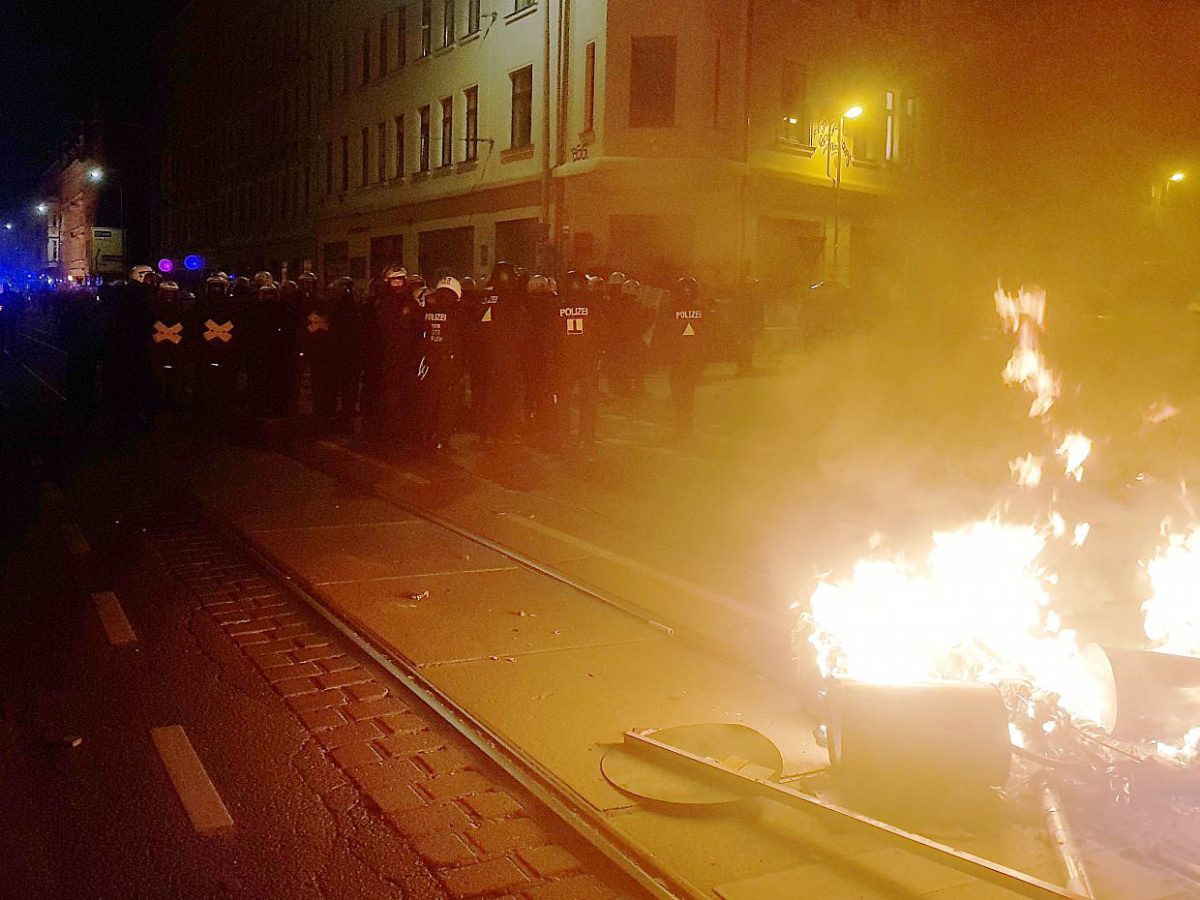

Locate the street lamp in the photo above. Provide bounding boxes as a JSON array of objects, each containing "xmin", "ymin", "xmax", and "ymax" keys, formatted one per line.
[
  {"xmin": 35, "ymin": 202, "xmax": 48, "ymax": 215},
  {"xmin": 88, "ymin": 167, "xmax": 104, "ymax": 183},
  {"xmin": 1170, "ymin": 172, "xmax": 1186, "ymax": 183},
  {"xmin": 4, "ymin": 222, "xmax": 13, "ymax": 231},
  {"xmin": 817, "ymin": 104, "xmax": 864, "ymax": 281}
]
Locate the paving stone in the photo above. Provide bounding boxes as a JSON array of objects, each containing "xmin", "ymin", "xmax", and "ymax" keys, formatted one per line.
[
  {"xmin": 246, "ymin": 638, "xmax": 300, "ymax": 657},
  {"xmin": 232, "ymin": 631, "xmax": 271, "ymax": 647},
  {"xmin": 295, "ymin": 633, "xmax": 333, "ymax": 648},
  {"xmin": 347, "ymin": 758, "xmax": 424, "ymax": 792},
  {"xmin": 387, "ymin": 802, "xmax": 473, "ymax": 838},
  {"xmin": 518, "ymin": 845, "xmax": 581, "ymax": 879},
  {"xmin": 317, "ymin": 719, "xmax": 384, "ymax": 750},
  {"xmin": 288, "ymin": 689, "xmax": 349, "ymax": 713},
  {"xmin": 265, "ymin": 662, "xmax": 323, "ymax": 683},
  {"xmin": 272, "ymin": 623, "xmax": 317, "ymax": 640},
  {"xmin": 345, "ymin": 696, "xmax": 407, "ymax": 722},
  {"xmin": 318, "ymin": 668, "xmax": 372, "ymax": 690},
  {"xmin": 345, "ymin": 681, "xmax": 389, "ymax": 702},
  {"xmin": 412, "ymin": 833, "xmax": 477, "ymax": 867},
  {"xmin": 253, "ymin": 650, "xmax": 299, "ymax": 670},
  {"xmin": 418, "ymin": 749, "xmax": 473, "ymax": 777},
  {"xmin": 292, "ymin": 645, "xmax": 347, "ymax": 663},
  {"xmin": 523, "ymin": 874, "xmax": 614, "ymax": 900},
  {"xmin": 425, "ymin": 770, "xmax": 492, "ymax": 801},
  {"xmin": 330, "ymin": 741, "xmax": 382, "ymax": 770},
  {"xmin": 378, "ymin": 712, "xmax": 427, "ymax": 734},
  {"xmin": 469, "ymin": 817, "xmax": 547, "ymax": 855},
  {"xmin": 463, "ymin": 791, "xmax": 523, "ymax": 820},
  {"xmin": 318, "ymin": 654, "xmax": 360, "ymax": 673},
  {"xmin": 377, "ymin": 729, "xmax": 446, "ymax": 759},
  {"xmin": 364, "ymin": 780, "xmax": 427, "ymax": 813},
  {"xmin": 273, "ymin": 675, "xmax": 320, "ymax": 697},
  {"xmin": 442, "ymin": 858, "xmax": 529, "ymax": 898},
  {"xmin": 298, "ymin": 706, "xmax": 348, "ymax": 732}
]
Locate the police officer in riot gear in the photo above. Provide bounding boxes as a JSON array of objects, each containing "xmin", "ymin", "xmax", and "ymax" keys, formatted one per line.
[
  {"xmin": 417, "ymin": 276, "xmax": 465, "ymax": 451},
  {"xmin": 299, "ymin": 278, "xmax": 339, "ymax": 429},
  {"xmin": 372, "ymin": 264, "xmax": 420, "ymax": 446},
  {"xmin": 472, "ymin": 261, "xmax": 524, "ymax": 445},
  {"xmin": 192, "ymin": 272, "xmax": 241, "ymax": 426},
  {"xmin": 246, "ymin": 279, "xmax": 296, "ymax": 420},
  {"xmin": 148, "ymin": 279, "xmax": 191, "ymax": 414},
  {"xmin": 522, "ymin": 274, "xmax": 557, "ymax": 439},
  {"xmin": 328, "ymin": 276, "xmax": 361, "ymax": 431},
  {"xmin": 549, "ymin": 270, "xmax": 603, "ymax": 451},
  {"xmin": 662, "ymin": 276, "xmax": 711, "ymax": 440}
]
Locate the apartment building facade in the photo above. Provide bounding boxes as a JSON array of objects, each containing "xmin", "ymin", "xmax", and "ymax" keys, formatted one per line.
[{"xmin": 158, "ymin": 0, "xmax": 320, "ymax": 280}]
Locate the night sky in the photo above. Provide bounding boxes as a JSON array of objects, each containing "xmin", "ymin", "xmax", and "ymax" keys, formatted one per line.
[{"xmin": 0, "ymin": 0, "xmax": 189, "ymax": 214}]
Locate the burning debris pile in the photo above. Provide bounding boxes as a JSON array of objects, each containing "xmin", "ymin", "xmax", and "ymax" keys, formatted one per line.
[{"xmin": 799, "ymin": 283, "xmax": 1200, "ymax": 892}]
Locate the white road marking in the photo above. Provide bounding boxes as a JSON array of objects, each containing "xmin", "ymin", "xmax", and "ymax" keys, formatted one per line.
[
  {"xmin": 91, "ymin": 591, "xmax": 138, "ymax": 645},
  {"xmin": 15, "ymin": 358, "xmax": 66, "ymax": 401},
  {"xmin": 17, "ymin": 330, "xmax": 67, "ymax": 356},
  {"xmin": 150, "ymin": 726, "xmax": 234, "ymax": 833},
  {"xmin": 61, "ymin": 523, "xmax": 90, "ymax": 556},
  {"xmin": 499, "ymin": 514, "xmax": 783, "ymax": 626}
]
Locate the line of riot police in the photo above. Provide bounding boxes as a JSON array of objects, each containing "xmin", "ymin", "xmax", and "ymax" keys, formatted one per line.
[{"xmin": 52, "ymin": 259, "xmax": 730, "ymax": 446}]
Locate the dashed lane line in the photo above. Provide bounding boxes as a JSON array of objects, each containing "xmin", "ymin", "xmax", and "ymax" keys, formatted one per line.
[
  {"xmin": 91, "ymin": 591, "xmax": 138, "ymax": 646},
  {"xmin": 14, "ymin": 356, "xmax": 65, "ymax": 401},
  {"xmin": 17, "ymin": 330, "xmax": 67, "ymax": 355},
  {"xmin": 61, "ymin": 523, "xmax": 91, "ymax": 556},
  {"xmin": 150, "ymin": 725, "xmax": 234, "ymax": 833}
]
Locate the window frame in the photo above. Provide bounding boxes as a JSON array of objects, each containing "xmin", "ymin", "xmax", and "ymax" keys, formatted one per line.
[
  {"xmin": 360, "ymin": 126, "xmax": 370, "ymax": 186},
  {"xmin": 464, "ymin": 85, "xmax": 479, "ymax": 161},
  {"xmin": 629, "ymin": 35, "xmax": 677, "ymax": 128},
  {"xmin": 440, "ymin": 96, "xmax": 454, "ymax": 167},
  {"xmin": 395, "ymin": 114, "xmax": 406, "ymax": 177},
  {"xmin": 583, "ymin": 41, "xmax": 596, "ymax": 133},
  {"xmin": 340, "ymin": 134, "xmax": 349, "ymax": 191},
  {"xmin": 377, "ymin": 121, "xmax": 388, "ymax": 181},
  {"xmin": 510, "ymin": 65, "xmax": 534, "ymax": 149},
  {"xmin": 442, "ymin": 0, "xmax": 455, "ymax": 47},
  {"xmin": 418, "ymin": 105, "xmax": 431, "ymax": 172},
  {"xmin": 379, "ymin": 16, "xmax": 389, "ymax": 78},
  {"xmin": 420, "ymin": 0, "xmax": 432, "ymax": 57}
]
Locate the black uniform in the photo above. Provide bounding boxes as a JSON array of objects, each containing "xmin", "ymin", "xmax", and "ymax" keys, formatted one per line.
[
  {"xmin": 549, "ymin": 286, "xmax": 603, "ymax": 448},
  {"xmin": 246, "ymin": 288, "xmax": 297, "ymax": 420},
  {"xmin": 470, "ymin": 285, "xmax": 524, "ymax": 443},
  {"xmin": 416, "ymin": 289, "xmax": 464, "ymax": 449},
  {"xmin": 59, "ymin": 288, "xmax": 103, "ymax": 411},
  {"xmin": 101, "ymin": 280, "xmax": 153, "ymax": 431},
  {"xmin": 191, "ymin": 286, "xmax": 242, "ymax": 423},
  {"xmin": 299, "ymin": 291, "xmax": 340, "ymax": 426},
  {"xmin": 373, "ymin": 283, "xmax": 422, "ymax": 445},
  {"xmin": 662, "ymin": 291, "xmax": 712, "ymax": 439},
  {"xmin": 521, "ymin": 291, "xmax": 557, "ymax": 437},
  {"xmin": 148, "ymin": 291, "xmax": 192, "ymax": 412}
]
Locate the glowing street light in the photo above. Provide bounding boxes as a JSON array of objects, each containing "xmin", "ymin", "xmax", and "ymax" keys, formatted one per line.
[
  {"xmin": 1170, "ymin": 172, "xmax": 1186, "ymax": 183},
  {"xmin": 35, "ymin": 202, "xmax": 48, "ymax": 214},
  {"xmin": 4, "ymin": 222, "xmax": 13, "ymax": 231},
  {"xmin": 88, "ymin": 167, "xmax": 104, "ymax": 183},
  {"xmin": 843, "ymin": 105, "xmax": 864, "ymax": 120}
]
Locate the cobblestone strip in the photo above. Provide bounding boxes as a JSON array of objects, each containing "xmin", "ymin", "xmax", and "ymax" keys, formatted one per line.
[{"xmin": 145, "ymin": 511, "xmax": 625, "ymax": 900}]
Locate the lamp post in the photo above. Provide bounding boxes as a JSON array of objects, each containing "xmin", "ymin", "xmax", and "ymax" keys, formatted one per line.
[
  {"xmin": 817, "ymin": 105, "xmax": 863, "ymax": 282},
  {"xmin": 88, "ymin": 166, "xmax": 126, "ymax": 276}
]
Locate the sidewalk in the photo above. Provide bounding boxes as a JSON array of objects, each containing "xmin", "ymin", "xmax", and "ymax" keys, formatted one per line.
[{"xmin": 162, "ymin": 433, "xmax": 1050, "ymax": 899}]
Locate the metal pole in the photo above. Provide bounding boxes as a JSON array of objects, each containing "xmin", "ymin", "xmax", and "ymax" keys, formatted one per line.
[
  {"xmin": 623, "ymin": 729, "xmax": 1081, "ymax": 900},
  {"xmin": 831, "ymin": 115, "xmax": 843, "ymax": 281}
]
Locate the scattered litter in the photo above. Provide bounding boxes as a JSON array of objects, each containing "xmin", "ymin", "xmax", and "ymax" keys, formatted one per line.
[
  {"xmin": 505, "ymin": 657, "xmax": 516, "ymax": 662},
  {"xmin": 514, "ymin": 610, "xmax": 536, "ymax": 617},
  {"xmin": 397, "ymin": 590, "xmax": 429, "ymax": 604},
  {"xmin": 533, "ymin": 692, "xmax": 554, "ymax": 701},
  {"xmin": 552, "ymin": 629, "xmax": 561, "ymax": 635}
]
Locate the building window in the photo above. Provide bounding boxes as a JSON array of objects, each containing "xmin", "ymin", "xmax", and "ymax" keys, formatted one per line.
[
  {"xmin": 420, "ymin": 0, "xmax": 432, "ymax": 56},
  {"xmin": 361, "ymin": 127, "xmax": 370, "ymax": 185},
  {"xmin": 340, "ymin": 134, "xmax": 349, "ymax": 190},
  {"xmin": 443, "ymin": 0, "xmax": 455, "ymax": 46},
  {"xmin": 395, "ymin": 115, "xmax": 406, "ymax": 176},
  {"xmin": 362, "ymin": 27, "xmax": 371, "ymax": 84},
  {"xmin": 325, "ymin": 141, "xmax": 333, "ymax": 194},
  {"xmin": 515, "ymin": 0, "xmax": 535, "ymax": 11},
  {"xmin": 419, "ymin": 105, "xmax": 431, "ymax": 171},
  {"xmin": 464, "ymin": 86, "xmax": 479, "ymax": 160},
  {"xmin": 583, "ymin": 41, "xmax": 596, "ymax": 132},
  {"xmin": 779, "ymin": 60, "xmax": 810, "ymax": 144},
  {"xmin": 510, "ymin": 65, "xmax": 533, "ymax": 148},
  {"xmin": 378, "ymin": 121, "xmax": 388, "ymax": 180},
  {"xmin": 629, "ymin": 36, "xmax": 676, "ymax": 127},
  {"xmin": 341, "ymin": 38, "xmax": 350, "ymax": 94},
  {"xmin": 467, "ymin": 0, "xmax": 480, "ymax": 34},
  {"xmin": 325, "ymin": 49, "xmax": 334, "ymax": 101},
  {"xmin": 379, "ymin": 16, "xmax": 389, "ymax": 78},
  {"xmin": 398, "ymin": 6, "xmax": 407, "ymax": 66},
  {"xmin": 440, "ymin": 97, "xmax": 454, "ymax": 166},
  {"xmin": 304, "ymin": 164, "xmax": 311, "ymax": 212}
]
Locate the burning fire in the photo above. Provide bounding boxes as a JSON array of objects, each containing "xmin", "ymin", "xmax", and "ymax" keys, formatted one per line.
[
  {"xmin": 803, "ymin": 284, "xmax": 1114, "ymax": 731},
  {"xmin": 1143, "ymin": 525, "xmax": 1200, "ymax": 656}
]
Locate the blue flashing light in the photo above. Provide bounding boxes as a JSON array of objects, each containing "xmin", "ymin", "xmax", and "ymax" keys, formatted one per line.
[{"xmin": 184, "ymin": 254, "xmax": 204, "ymax": 271}]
